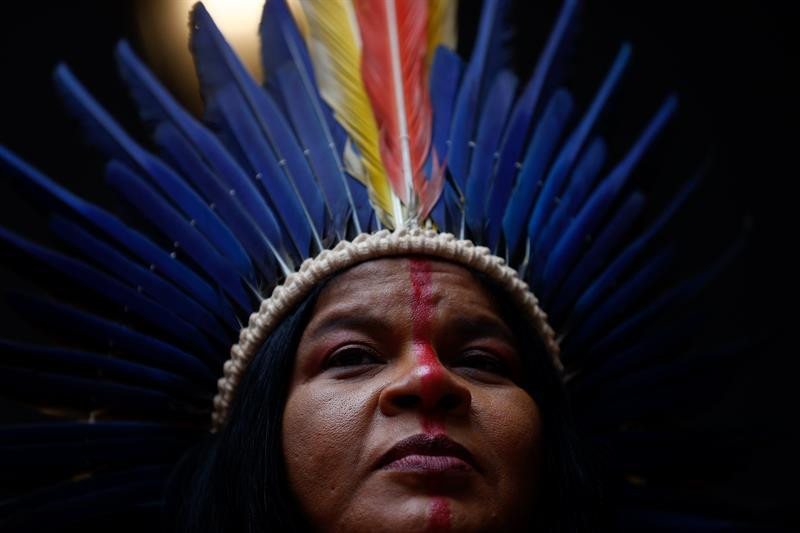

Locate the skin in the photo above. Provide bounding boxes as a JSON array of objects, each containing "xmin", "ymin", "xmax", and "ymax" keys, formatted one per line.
[{"xmin": 282, "ymin": 257, "xmax": 543, "ymax": 532}]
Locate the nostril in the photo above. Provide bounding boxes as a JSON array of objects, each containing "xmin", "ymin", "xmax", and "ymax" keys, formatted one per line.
[
  {"xmin": 438, "ymin": 393, "xmax": 462, "ymax": 411},
  {"xmin": 392, "ymin": 394, "xmax": 421, "ymax": 410}
]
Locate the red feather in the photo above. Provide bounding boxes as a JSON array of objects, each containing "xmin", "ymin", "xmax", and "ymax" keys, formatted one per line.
[{"xmin": 354, "ymin": 0, "xmax": 432, "ymax": 212}]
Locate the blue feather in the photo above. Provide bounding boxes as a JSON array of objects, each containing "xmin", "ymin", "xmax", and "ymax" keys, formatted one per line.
[
  {"xmin": 259, "ymin": 0, "xmax": 316, "ymax": 85},
  {"xmin": 1, "ymin": 470, "xmax": 167, "ymax": 527},
  {"xmin": 558, "ymin": 173, "xmax": 701, "ymax": 324},
  {"xmin": 427, "ymin": 47, "xmax": 465, "ymax": 231},
  {"xmin": 245, "ymin": 84, "xmax": 327, "ymax": 238},
  {"xmin": 429, "ymin": 47, "xmax": 465, "ymax": 168},
  {"xmin": 189, "ymin": 3, "xmax": 323, "ymax": 253},
  {"xmin": 580, "ymin": 237, "xmax": 745, "ymax": 375},
  {"xmin": 0, "ymin": 339, "xmax": 210, "ymax": 398},
  {"xmin": 531, "ymin": 137, "xmax": 607, "ymax": 270},
  {"xmin": 0, "ymin": 367, "xmax": 173, "ymax": 414},
  {"xmin": 0, "ymin": 422, "xmax": 195, "ymax": 446},
  {"xmin": 579, "ymin": 313, "xmax": 704, "ymax": 392},
  {"xmin": 105, "ymin": 160, "xmax": 252, "ymax": 310},
  {"xmin": 115, "ymin": 41, "xmax": 291, "ymax": 275},
  {"xmin": 527, "ymin": 43, "xmax": 632, "ymax": 247},
  {"xmin": 0, "ymin": 226, "xmax": 218, "ymax": 359},
  {"xmin": 533, "ymin": 94, "xmax": 677, "ymax": 290},
  {"xmin": 0, "ymin": 421, "xmax": 198, "ymax": 446},
  {"xmin": 54, "ymin": 64, "xmax": 255, "ymax": 280},
  {"xmin": 485, "ymin": 0, "xmax": 580, "ymax": 250},
  {"xmin": 8, "ymin": 293, "xmax": 217, "ymax": 382},
  {"xmin": 575, "ymin": 341, "xmax": 750, "ymax": 430},
  {"xmin": 541, "ymin": 191, "xmax": 646, "ymax": 305},
  {"xmin": 209, "ymin": 85, "xmax": 314, "ymax": 258},
  {"xmin": 0, "ymin": 465, "xmax": 169, "ymax": 515},
  {"xmin": 562, "ymin": 245, "xmax": 675, "ymax": 356},
  {"xmin": 0, "ymin": 145, "xmax": 237, "ymax": 326},
  {"xmin": 273, "ymin": 62, "xmax": 358, "ymax": 238},
  {"xmin": 465, "ymin": 70, "xmax": 518, "ymax": 239},
  {"xmin": 446, "ymin": 0, "xmax": 513, "ymax": 191},
  {"xmin": 502, "ymin": 89, "xmax": 574, "ymax": 256},
  {"xmin": 49, "ymin": 214, "xmax": 230, "ymax": 344},
  {"xmin": 0, "ymin": 437, "xmax": 189, "ymax": 469},
  {"xmin": 259, "ymin": 0, "xmax": 360, "ymax": 237},
  {"xmin": 153, "ymin": 122, "xmax": 285, "ymax": 279}
]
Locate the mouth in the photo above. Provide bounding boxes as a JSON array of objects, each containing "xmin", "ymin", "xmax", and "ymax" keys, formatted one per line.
[{"xmin": 377, "ymin": 434, "xmax": 478, "ymax": 474}]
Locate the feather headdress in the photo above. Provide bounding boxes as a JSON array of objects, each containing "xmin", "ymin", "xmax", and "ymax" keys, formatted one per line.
[{"xmin": 0, "ymin": 0, "xmax": 755, "ymax": 530}]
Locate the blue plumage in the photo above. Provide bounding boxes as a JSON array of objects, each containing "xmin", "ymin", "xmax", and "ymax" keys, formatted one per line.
[
  {"xmin": 0, "ymin": 339, "xmax": 208, "ymax": 399},
  {"xmin": 464, "ymin": 70, "xmax": 518, "ymax": 239},
  {"xmin": 49, "ymin": 214, "xmax": 230, "ymax": 344},
  {"xmin": 502, "ymin": 89, "xmax": 574, "ymax": 257},
  {"xmin": 553, "ymin": 172, "xmax": 700, "ymax": 324},
  {"xmin": 9, "ymin": 293, "xmax": 217, "ymax": 382},
  {"xmin": 532, "ymin": 94, "xmax": 676, "ymax": 291},
  {"xmin": 153, "ymin": 123, "xmax": 284, "ymax": 280},
  {"xmin": 0, "ymin": 226, "xmax": 217, "ymax": 358},
  {"xmin": 273, "ymin": 63, "xmax": 356, "ymax": 238},
  {"xmin": 563, "ymin": 245, "xmax": 675, "ymax": 356},
  {"xmin": 541, "ymin": 191, "xmax": 646, "ymax": 305},
  {"xmin": 190, "ymin": 3, "xmax": 324, "ymax": 254},
  {"xmin": 485, "ymin": 0, "xmax": 580, "ymax": 250},
  {"xmin": 55, "ymin": 64, "xmax": 257, "ymax": 283},
  {"xmin": 105, "ymin": 160, "xmax": 253, "ymax": 311},
  {"xmin": 527, "ymin": 44, "xmax": 632, "ymax": 249},
  {"xmin": 530, "ymin": 137, "xmax": 607, "ymax": 272},
  {"xmin": 115, "ymin": 41, "xmax": 291, "ymax": 276},
  {"xmin": 446, "ymin": 0, "xmax": 513, "ymax": 191}
]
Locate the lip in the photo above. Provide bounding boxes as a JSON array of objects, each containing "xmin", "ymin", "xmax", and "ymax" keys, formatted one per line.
[{"xmin": 377, "ymin": 434, "xmax": 478, "ymax": 474}]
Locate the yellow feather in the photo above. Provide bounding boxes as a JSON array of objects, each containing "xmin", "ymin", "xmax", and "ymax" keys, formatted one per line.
[
  {"xmin": 295, "ymin": 0, "xmax": 401, "ymax": 228},
  {"xmin": 427, "ymin": 0, "xmax": 458, "ymax": 65}
]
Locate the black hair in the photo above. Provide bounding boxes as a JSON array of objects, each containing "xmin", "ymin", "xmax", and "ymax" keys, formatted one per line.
[{"xmin": 163, "ymin": 267, "xmax": 598, "ymax": 532}]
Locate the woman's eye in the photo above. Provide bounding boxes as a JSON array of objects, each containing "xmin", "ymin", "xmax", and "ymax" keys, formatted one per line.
[
  {"xmin": 455, "ymin": 351, "xmax": 509, "ymax": 376},
  {"xmin": 325, "ymin": 346, "xmax": 381, "ymax": 369}
]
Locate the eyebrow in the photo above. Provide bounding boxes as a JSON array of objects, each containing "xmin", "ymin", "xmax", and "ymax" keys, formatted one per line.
[
  {"xmin": 304, "ymin": 311, "xmax": 394, "ymax": 340},
  {"xmin": 443, "ymin": 314, "xmax": 517, "ymax": 345}
]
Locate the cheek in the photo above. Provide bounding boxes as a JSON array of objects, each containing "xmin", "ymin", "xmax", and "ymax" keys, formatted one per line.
[
  {"xmin": 282, "ymin": 383, "xmax": 375, "ymax": 522},
  {"xmin": 477, "ymin": 388, "xmax": 544, "ymax": 494}
]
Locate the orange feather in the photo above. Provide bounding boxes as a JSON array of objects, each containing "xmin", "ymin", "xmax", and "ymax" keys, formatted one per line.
[{"xmin": 354, "ymin": 0, "xmax": 432, "ymax": 220}]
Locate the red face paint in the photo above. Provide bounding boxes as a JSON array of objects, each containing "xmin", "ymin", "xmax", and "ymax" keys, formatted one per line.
[{"xmin": 408, "ymin": 258, "xmax": 451, "ymax": 531}]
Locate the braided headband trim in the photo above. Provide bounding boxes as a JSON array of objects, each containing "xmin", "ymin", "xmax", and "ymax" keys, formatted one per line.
[{"xmin": 212, "ymin": 227, "xmax": 561, "ymax": 430}]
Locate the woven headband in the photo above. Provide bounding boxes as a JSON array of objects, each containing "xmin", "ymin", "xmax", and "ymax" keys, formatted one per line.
[{"xmin": 213, "ymin": 227, "xmax": 560, "ymax": 430}]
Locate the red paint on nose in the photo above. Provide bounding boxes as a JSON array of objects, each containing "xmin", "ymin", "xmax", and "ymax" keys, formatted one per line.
[
  {"xmin": 409, "ymin": 258, "xmax": 451, "ymax": 531},
  {"xmin": 409, "ymin": 258, "xmax": 445, "ymax": 433}
]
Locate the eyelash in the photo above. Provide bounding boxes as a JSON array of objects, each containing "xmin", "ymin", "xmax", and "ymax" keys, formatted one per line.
[
  {"xmin": 454, "ymin": 350, "xmax": 509, "ymax": 376},
  {"xmin": 324, "ymin": 345, "xmax": 383, "ymax": 369}
]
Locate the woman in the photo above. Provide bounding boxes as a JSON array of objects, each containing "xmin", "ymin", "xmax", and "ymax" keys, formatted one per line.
[
  {"xmin": 165, "ymin": 255, "xmax": 595, "ymax": 532},
  {"xmin": 0, "ymin": 0, "xmax": 770, "ymax": 531}
]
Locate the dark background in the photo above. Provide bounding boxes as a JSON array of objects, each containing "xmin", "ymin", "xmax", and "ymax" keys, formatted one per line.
[{"xmin": 0, "ymin": 0, "xmax": 797, "ymax": 528}]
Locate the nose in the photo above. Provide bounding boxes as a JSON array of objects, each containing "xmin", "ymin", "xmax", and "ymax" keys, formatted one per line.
[{"xmin": 378, "ymin": 347, "xmax": 472, "ymax": 418}]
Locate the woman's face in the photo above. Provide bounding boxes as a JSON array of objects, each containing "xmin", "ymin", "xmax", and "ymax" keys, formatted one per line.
[{"xmin": 282, "ymin": 257, "xmax": 543, "ymax": 532}]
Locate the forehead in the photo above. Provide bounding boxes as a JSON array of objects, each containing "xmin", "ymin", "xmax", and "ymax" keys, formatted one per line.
[{"xmin": 313, "ymin": 257, "xmax": 497, "ymax": 316}]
